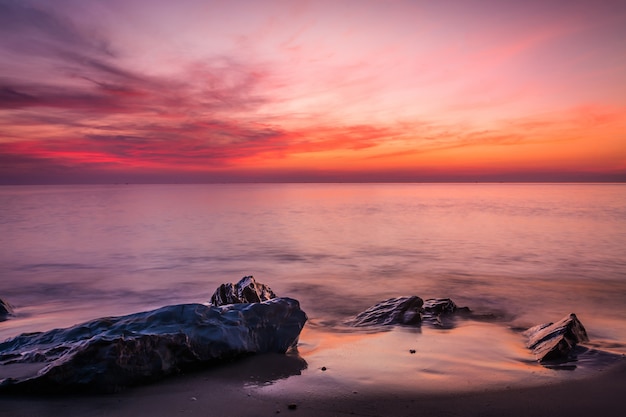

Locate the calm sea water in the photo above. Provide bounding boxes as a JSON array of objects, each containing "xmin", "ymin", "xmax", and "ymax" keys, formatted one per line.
[{"xmin": 1, "ymin": 183, "xmax": 626, "ymax": 363}]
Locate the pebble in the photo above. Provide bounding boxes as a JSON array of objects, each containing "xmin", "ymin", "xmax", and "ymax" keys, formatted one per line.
[
  {"xmin": 409, "ymin": 349, "xmax": 416, "ymax": 354},
  {"xmin": 321, "ymin": 366, "xmax": 327, "ymax": 371},
  {"xmin": 288, "ymin": 403, "xmax": 297, "ymax": 410}
]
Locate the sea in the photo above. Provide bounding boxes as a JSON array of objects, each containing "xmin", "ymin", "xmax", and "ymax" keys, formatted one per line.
[{"xmin": 1, "ymin": 183, "xmax": 625, "ymax": 392}]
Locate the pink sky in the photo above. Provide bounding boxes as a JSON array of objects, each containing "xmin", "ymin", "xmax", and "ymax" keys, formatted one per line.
[{"xmin": 1, "ymin": 0, "xmax": 625, "ymax": 183}]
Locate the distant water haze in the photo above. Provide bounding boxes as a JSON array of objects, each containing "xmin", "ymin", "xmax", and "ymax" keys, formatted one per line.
[{"xmin": 1, "ymin": 183, "xmax": 625, "ymax": 390}]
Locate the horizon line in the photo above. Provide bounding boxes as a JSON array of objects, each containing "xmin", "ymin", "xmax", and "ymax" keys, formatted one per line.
[{"xmin": 2, "ymin": 180, "xmax": 625, "ymax": 186}]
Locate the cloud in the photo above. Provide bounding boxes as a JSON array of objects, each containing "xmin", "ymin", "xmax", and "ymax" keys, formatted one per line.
[
  {"xmin": 0, "ymin": 1, "xmax": 393, "ymax": 177},
  {"xmin": 0, "ymin": 0, "xmax": 112, "ymax": 55},
  {"xmin": 0, "ymin": 82, "xmax": 130, "ymax": 112},
  {"xmin": 2, "ymin": 0, "xmax": 625, "ymax": 183},
  {"xmin": 0, "ymin": 86, "xmax": 37, "ymax": 108},
  {"xmin": 0, "ymin": 119, "xmax": 395, "ymax": 171},
  {"xmin": 0, "ymin": 1, "xmax": 150, "ymax": 113}
]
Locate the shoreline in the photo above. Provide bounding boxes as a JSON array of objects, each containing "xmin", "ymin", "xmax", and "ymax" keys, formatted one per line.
[
  {"xmin": 0, "ymin": 354, "xmax": 624, "ymax": 417},
  {"xmin": 1, "ymin": 321, "xmax": 625, "ymax": 417}
]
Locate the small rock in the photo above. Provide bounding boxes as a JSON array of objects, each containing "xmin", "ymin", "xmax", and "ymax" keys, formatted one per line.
[
  {"xmin": 210, "ymin": 276, "xmax": 276, "ymax": 306},
  {"xmin": 287, "ymin": 403, "xmax": 297, "ymax": 410},
  {"xmin": 524, "ymin": 313, "xmax": 589, "ymax": 363},
  {"xmin": 409, "ymin": 349, "xmax": 416, "ymax": 354},
  {"xmin": 422, "ymin": 298, "xmax": 471, "ymax": 326},
  {"xmin": 348, "ymin": 296, "xmax": 470, "ymax": 328},
  {"xmin": 321, "ymin": 366, "xmax": 327, "ymax": 371},
  {"xmin": 349, "ymin": 296, "xmax": 423, "ymax": 326}
]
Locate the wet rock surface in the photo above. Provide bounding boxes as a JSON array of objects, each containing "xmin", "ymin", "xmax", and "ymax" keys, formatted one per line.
[
  {"xmin": 524, "ymin": 313, "xmax": 589, "ymax": 363},
  {"xmin": 349, "ymin": 296, "xmax": 470, "ymax": 327},
  {"xmin": 349, "ymin": 296, "xmax": 424, "ymax": 326},
  {"xmin": 422, "ymin": 298, "xmax": 471, "ymax": 326},
  {"xmin": 210, "ymin": 275, "xmax": 276, "ymax": 306},
  {"xmin": 0, "ymin": 298, "xmax": 14, "ymax": 321},
  {"xmin": 0, "ymin": 288, "xmax": 306, "ymax": 393}
]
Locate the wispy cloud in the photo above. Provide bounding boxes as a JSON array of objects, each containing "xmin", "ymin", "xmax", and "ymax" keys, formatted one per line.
[
  {"xmin": 0, "ymin": 0, "xmax": 112, "ymax": 56},
  {"xmin": 1, "ymin": 0, "xmax": 625, "ymax": 182}
]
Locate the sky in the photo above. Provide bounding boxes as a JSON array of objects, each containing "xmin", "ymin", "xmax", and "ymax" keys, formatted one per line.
[{"xmin": 1, "ymin": 0, "xmax": 625, "ymax": 183}]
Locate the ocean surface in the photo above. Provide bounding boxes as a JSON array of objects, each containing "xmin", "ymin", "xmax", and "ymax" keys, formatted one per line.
[{"xmin": 1, "ymin": 183, "xmax": 625, "ymax": 391}]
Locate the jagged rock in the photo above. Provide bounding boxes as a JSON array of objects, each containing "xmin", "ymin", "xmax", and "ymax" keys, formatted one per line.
[
  {"xmin": 423, "ymin": 298, "xmax": 460, "ymax": 315},
  {"xmin": 422, "ymin": 298, "xmax": 471, "ymax": 326},
  {"xmin": 210, "ymin": 275, "xmax": 276, "ymax": 306},
  {"xmin": 348, "ymin": 296, "xmax": 471, "ymax": 327},
  {"xmin": 0, "ymin": 298, "xmax": 14, "ymax": 321},
  {"xmin": 524, "ymin": 313, "xmax": 589, "ymax": 363},
  {"xmin": 349, "ymin": 296, "xmax": 424, "ymax": 326},
  {"xmin": 0, "ymin": 298, "xmax": 307, "ymax": 393}
]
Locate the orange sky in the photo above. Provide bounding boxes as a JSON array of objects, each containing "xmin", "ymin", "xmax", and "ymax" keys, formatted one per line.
[{"xmin": 1, "ymin": 0, "xmax": 625, "ymax": 183}]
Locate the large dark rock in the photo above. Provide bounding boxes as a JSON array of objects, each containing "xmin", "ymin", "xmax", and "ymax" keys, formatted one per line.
[
  {"xmin": 349, "ymin": 296, "xmax": 424, "ymax": 326},
  {"xmin": 210, "ymin": 275, "xmax": 276, "ymax": 306},
  {"xmin": 0, "ymin": 298, "xmax": 307, "ymax": 393},
  {"xmin": 0, "ymin": 298, "xmax": 14, "ymax": 321},
  {"xmin": 524, "ymin": 313, "xmax": 589, "ymax": 363}
]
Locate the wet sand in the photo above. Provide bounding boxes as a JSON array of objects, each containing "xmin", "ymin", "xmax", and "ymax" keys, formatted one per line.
[{"xmin": 0, "ymin": 355, "xmax": 624, "ymax": 417}]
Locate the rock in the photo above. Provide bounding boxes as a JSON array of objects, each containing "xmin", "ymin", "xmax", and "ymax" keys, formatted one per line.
[
  {"xmin": 0, "ymin": 298, "xmax": 307, "ymax": 393},
  {"xmin": 524, "ymin": 313, "xmax": 589, "ymax": 363},
  {"xmin": 423, "ymin": 298, "xmax": 461, "ymax": 315},
  {"xmin": 348, "ymin": 296, "xmax": 471, "ymax": 327},
  {"xmin": 422, "ymin": 298, "xmax": 471, "ymax": 326},
  {"xmin": 0, "ymin": 298, "xmax": 14, "ymax": 321},
  {"xmin": 210, "ymin": 275, "xmax": 276, "ymax": 306},
  {"xmin": 349, "ymin": 296, "xmax": 424, "ymax": 326}
]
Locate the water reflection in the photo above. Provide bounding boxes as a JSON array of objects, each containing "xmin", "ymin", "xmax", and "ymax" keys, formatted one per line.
[
  {"xmin": 234, "ymin": 353, "xmax": 308, "ymax": 387},
  {"xmin": 283, "ymin": 322, "xmax": 553, "ymax": 395},
  {"xmin": 539, "ymin": 346, "xmax": 624, "ymax": 371}
]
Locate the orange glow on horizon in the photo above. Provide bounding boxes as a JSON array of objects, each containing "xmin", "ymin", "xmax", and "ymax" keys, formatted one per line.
[{"xmin": 1, "ymin": 0, "xmax": 625, "ymax": 183}]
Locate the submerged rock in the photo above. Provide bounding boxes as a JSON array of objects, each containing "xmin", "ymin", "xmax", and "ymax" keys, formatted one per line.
[
  {"xmin": 0, "ymin": 298, "xmax": 14, "ymax": 321},
  {"xmin": 210, "ymin": 275, "xmax": 276, "ymax": 306},
  {"xmin": 0, "ymin": 298, "xmax": 307, "ymax": 393},
  {"xmin": 349, "ymin": 296, "xmax": 424, "ymax": 326},
  {"xmin": 524, "ymin": 313, "xmax": 589, "ymax": 363}
]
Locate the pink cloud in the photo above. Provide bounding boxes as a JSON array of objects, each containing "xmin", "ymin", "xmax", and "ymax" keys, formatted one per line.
[{"xmin": 1, "ymin": 0, "xmax": 625, "ymax": 183}]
